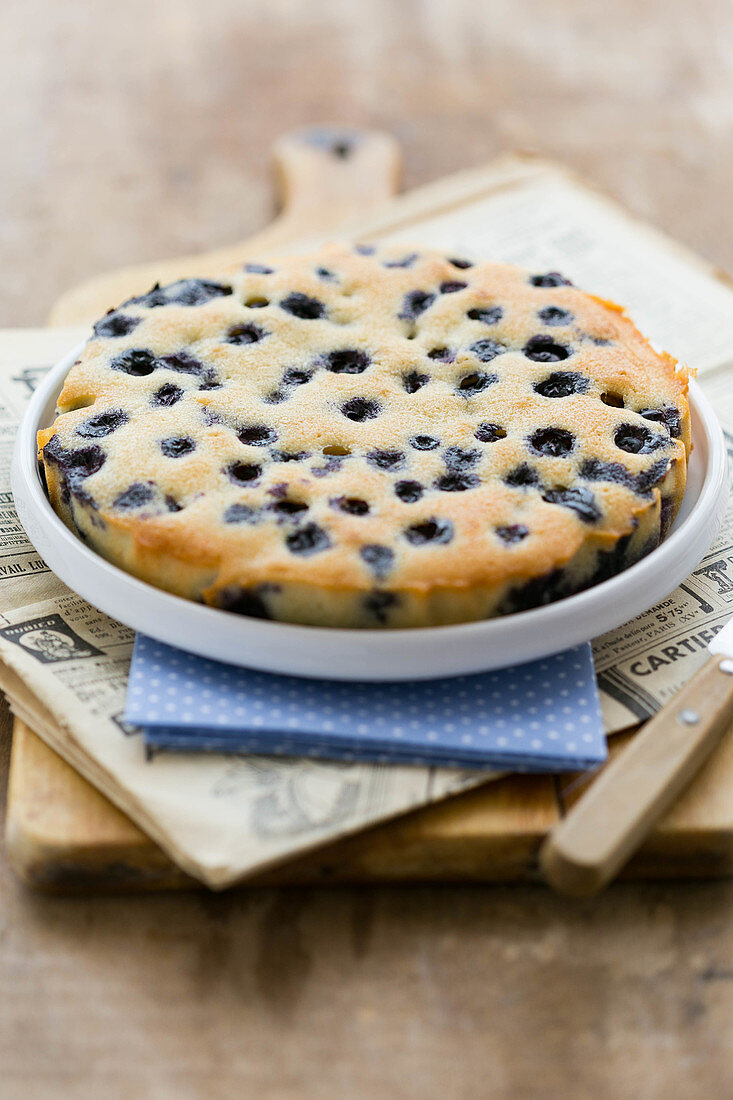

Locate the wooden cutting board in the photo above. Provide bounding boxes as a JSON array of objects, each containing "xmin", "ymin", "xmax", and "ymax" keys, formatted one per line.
[{"xmin": 7, "ymin": 126, "xmax": 733, "ymax": 891}]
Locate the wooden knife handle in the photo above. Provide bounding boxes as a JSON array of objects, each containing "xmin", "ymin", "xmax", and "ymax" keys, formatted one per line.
[{"xmin": 540, "ymin": 654, "xmax": 733, "ymax": 896}]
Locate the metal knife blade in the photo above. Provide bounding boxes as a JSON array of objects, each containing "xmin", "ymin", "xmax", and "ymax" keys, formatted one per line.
[{"xmin": 708, "ymin": 616, "xmax": 733, "ymax": 660}]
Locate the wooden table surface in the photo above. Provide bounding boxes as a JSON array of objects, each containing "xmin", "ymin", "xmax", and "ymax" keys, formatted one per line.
[{"xmin": 2, "ymin": 2, "xmax": 732, "ymax": 1096}]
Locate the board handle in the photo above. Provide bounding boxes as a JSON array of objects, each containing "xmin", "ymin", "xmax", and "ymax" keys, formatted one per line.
[
  {"xmin": 269, "ymin": 125, "xmax": 401, "ymax": 241},
  {"xmin": 540, "ymin": 654, "xmax": 733, "ymax": 896},
  {"xmin": 48, "ymin": 125, "xmax": 402, "ymax": 325}
]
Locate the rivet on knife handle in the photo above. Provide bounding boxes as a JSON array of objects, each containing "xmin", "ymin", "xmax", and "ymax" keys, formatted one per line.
[{"xmin": 540, "ymin": 655, "xmax": 733, "ymax": 897}]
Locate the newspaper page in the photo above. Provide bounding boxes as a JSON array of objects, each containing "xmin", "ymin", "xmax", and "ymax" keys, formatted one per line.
[
  {"xmin": 3, "ymin": 157, "xmax": 733, "ymax": 886},
  {"xmin": 0, "ymin": 332, "xmax": 489, "ymax": 888},
  {"xmin": 377, "ymin": 160, "xmax": 733, "ymax": 730}
]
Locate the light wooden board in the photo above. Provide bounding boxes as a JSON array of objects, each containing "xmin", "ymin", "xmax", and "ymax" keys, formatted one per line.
[
  {"xmin": 7, "ymin": 126, "xmax": 733, "ymax": 890},
  {"xmin": 9, "ymin": 720, "xmax": 733, "ymax": 890}
]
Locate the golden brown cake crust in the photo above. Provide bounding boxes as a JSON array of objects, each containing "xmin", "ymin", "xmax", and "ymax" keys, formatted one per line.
[{"xmin": 38, "ymin": 243, "xmax": 689, "ymax": 627}]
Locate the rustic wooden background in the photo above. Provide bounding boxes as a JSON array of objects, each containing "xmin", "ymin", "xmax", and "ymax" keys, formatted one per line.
[{"xmin": 2, "ymin": 1, "xmax": 732, "ymax": 1096}]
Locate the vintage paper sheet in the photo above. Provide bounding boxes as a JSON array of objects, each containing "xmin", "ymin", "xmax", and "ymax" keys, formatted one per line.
[
  {"xmin": 374, "ymin": 158, "xmax": 733, "ymax": 732},
  {"xmin": 0, "ymin": 330, "xmax": 489, "ymax": 887},
  {"xmin": 2, "ymin": 157, "xmax": 733, "ymax": 886}
]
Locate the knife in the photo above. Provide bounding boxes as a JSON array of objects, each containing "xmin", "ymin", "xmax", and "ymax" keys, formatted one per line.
[{"xmin": 540, "ymin": 620, "xmax": 733, "ymax": 896}]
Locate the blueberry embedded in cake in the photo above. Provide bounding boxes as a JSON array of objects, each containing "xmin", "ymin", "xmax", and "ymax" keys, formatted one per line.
[{"xmin": 38, "ymin": 246, "xmax": 690, "ymax": 628}]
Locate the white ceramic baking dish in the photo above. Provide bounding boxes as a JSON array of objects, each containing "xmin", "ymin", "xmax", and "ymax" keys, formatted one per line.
[{"xmin": 12, "ymin": 343, "xmax": 728, "ymax": 680}]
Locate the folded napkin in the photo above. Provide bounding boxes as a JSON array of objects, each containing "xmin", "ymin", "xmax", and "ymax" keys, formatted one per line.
[{"xmin": 124, "ymin": 634, "xmax": 606, "ymax": 772}]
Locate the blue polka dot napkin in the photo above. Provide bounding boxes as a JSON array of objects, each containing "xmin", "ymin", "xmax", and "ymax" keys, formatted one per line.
[{"xmin": 124, "ymin": 635, "xmax": 606, "ymax": 772}]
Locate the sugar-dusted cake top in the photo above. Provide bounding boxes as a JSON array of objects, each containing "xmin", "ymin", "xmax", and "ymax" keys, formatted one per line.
[{"xmin": 39, "ymin": 242, "xmax": 689, "ymax": 627}]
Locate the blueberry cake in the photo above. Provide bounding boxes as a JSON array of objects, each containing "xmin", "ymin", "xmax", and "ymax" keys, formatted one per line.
[{"xmin": 38, "ymin": 244, "xmax": 689, "ymax": 628}]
